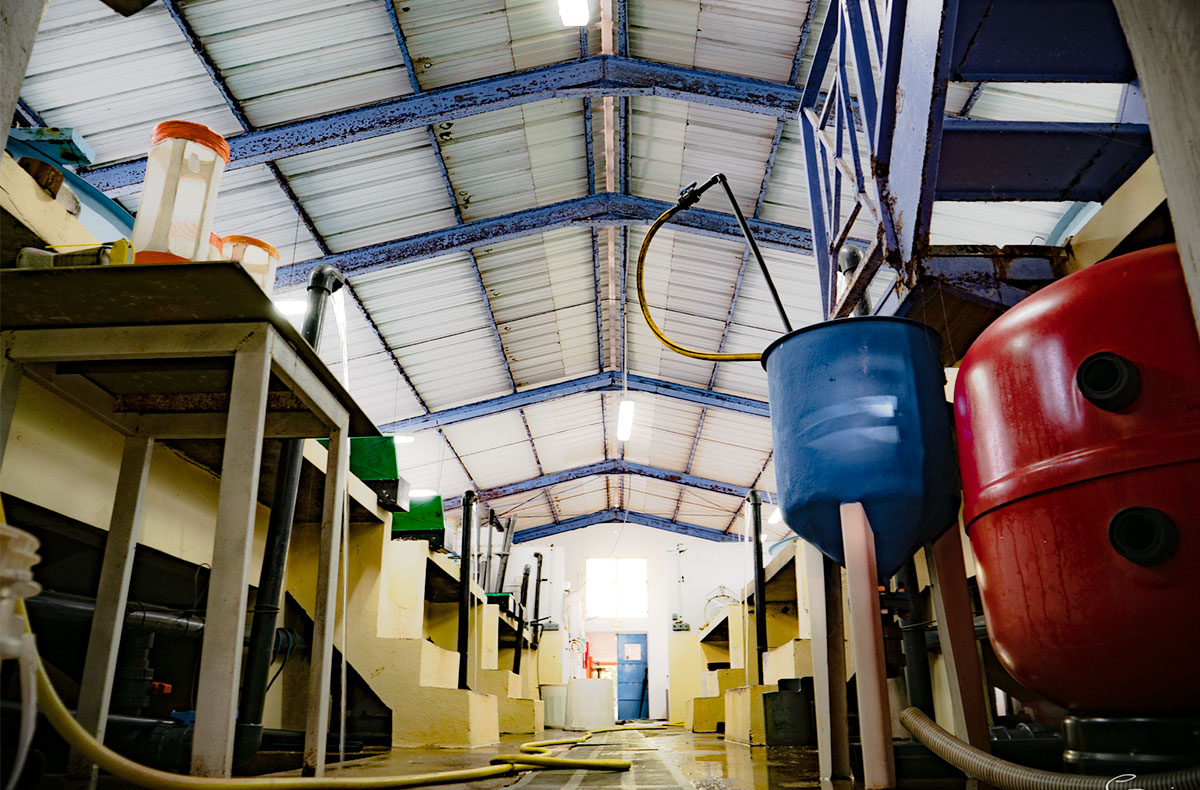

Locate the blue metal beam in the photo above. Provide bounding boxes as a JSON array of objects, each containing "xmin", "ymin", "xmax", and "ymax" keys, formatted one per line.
[
  {"xmin": 79, "ymin": 56, "xmax": 806, "ymax": 195},
  {"xmin": 381, "ymin": 371, "xmax": 769, "ymax": 432},
  {"xmin": 514, "ymin": 509, "xmax": 741, "ymax": 543},
  {"xmin": 443, "ymin": 459, "xmax": 750, "ymax": 510},
  {"xmin": 274, "ymin": 193, "xmax": 819, "ymax": 287}
]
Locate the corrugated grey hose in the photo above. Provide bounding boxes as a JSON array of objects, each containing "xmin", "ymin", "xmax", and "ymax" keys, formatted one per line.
[{"xmin": 900, "ymin": 708, "xmax": 1200, "ymax": 790}]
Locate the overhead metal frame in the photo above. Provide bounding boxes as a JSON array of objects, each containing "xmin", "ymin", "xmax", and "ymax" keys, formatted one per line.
[
  {"xmin": 381, "ymin": 371, "xmax": 769, "ymax": 433},
  {"xmin": 442, "ymin": 459, "xmax": 753, "ymax": 511},
  {"xmin": 80, "ymin": 55, "xmax": 810, "ymax": 195},
  {"xmin": 514, "ymin": 508, "xmax": 742, "ymax": 543}
]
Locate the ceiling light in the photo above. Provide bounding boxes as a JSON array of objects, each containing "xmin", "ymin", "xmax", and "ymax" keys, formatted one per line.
[
  {"xmin": 616, "ymin": 398, "xmax": 636, "ymax": 442},
  {"xmin": 409, "ymin": 488, "xmax": 438, "ymax": 498},
  {"xmin": 768, "ymin": 507, "xmax": 783, "ymax": 525},
  {"xmin": 391, "ymin": 433, "xmax": 416, "ymax": 444},
  {"xmin": 557, "ymin": 0, "xmax": 589, "ymax": 26}
]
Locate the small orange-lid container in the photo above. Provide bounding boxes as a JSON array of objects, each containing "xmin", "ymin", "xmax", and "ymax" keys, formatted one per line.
[
  {"xmin": 223, "ymin": 235, "xmax": 280, "ymax": 293},
  {"xmin": 131, "ymin": 120, "xmax": 230, "ymax": 264}
]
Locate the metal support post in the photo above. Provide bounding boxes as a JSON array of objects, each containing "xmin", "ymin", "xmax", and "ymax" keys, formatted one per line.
[
  {"xmin": 301, "ymin": 425, "xmax": 349, "ymax": 777},
  {"xmin": 457, "ymin": 490, "xmax": 476, "ymax": 690},
  {"xmin": 748, "ymin": 490, "xmax": 768, "ymax": 685}
]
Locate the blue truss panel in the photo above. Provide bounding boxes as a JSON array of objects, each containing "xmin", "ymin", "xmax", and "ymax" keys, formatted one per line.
[
  {"xmin": 80, "ymin": 56, "xmax": 804, "ymax": 195},
  {"xmin": 442, "ymin": 460, "xmax": 751, "ymax": 510},
  {"xmin": 513, "ymin": 509, "xmax": 741, "ymax": 542},
  {"xmin": 273, "ymin": 194, "xmax": 817, "ymax": 288},
  {"xmin": 381, "ymin": 371, "xmax": 769, "ymax": 433}
]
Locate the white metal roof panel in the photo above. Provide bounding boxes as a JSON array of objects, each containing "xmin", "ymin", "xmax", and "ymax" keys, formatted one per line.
[
  {"xmin": 692, "ymin": 0, "xmax": 808, "ymax": 84},
  {"xmin": 395, "ymin": 0, "xmax": 514, "ymax": 89},
  {"xmin": 442, "ymin": 412, "xmax": 542, "ymax": 488},
  {"xmin": 275, "ymin": 130, "xmax": 457, "ymax": 252},
  {"xmin": 22, "ymin": 0, "xmax": 240, "ymax": 165},
  {"xmin": 350, "ymin": 254, "xmax": 513, "ymax": 410},
  {"xmin": 180, "ymin": 0, "xmax": 411, "ymax": 127},
  {"xmin": 522, "ymin": 394, "xmax": 606, "ymax": 473},
  {"xmin": 688, "ymin": 410, "xmax": 773, "ymax": 486}
]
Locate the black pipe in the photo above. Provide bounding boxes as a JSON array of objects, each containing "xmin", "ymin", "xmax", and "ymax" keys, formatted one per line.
[
  {"xmin": 24, "ymin": 591, "xmax": 204, "ymax": 638},
  {"xmin": 531, "ymin": 552, "xmax": 544, "ymax": 649},
  {"xmin": 896, "ymin": 559, "xmax": 935, "ymax": 716},
  {"xmin": 237, "ymin": 263, "xmax": 345, "ymax": 759},
  {"xmin": 457, "ymin": 490, "xmax": 476, "ymax": 690},
  {"xmin": 748, "ymin": 490, "xmax": 768, "ymax": 685},
  {"xmin": 512, "ymin": 564, "xmax": 531, "ymax": 676}
]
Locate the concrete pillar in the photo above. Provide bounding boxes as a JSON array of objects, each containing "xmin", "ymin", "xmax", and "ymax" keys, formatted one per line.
[{"xmin": 1111, "ymin": 1, "xmax": 1200, "ymax": 338}]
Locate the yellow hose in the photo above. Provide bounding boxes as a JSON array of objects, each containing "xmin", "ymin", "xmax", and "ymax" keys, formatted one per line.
[
  {"xmin": 13, "ymin": 599, "xmax": 667, "ymax": 789},
  {"xmin": 635, "ymin": 207, "xmax": 763, "ymax": 362}
]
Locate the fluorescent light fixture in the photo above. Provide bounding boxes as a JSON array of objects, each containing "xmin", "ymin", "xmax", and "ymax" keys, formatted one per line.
[
  {"xmin": 391, "ymin": 433, "xmax": 416, "ymax": 444},
  {"xmin": 768, "ymin": 507, "xmax": 783, "ymax": 525},
  {"xmin": 557, "ymin": 0, "xmax": 589, "ymax": 26},
  {"xmin": 616, "ymin": 398, "xmax": 636, "ymax": 442},
  {"xmin": 273, "ymin": 299, "xmax": 308, "ymax": 316},
  {"xmin": 409, "ymin": 488, "xmax": 438, "ymax": 498}
]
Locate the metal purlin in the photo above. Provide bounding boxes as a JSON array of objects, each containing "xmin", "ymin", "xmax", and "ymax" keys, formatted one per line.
[
  {"xmin": 515, "ymin": 509, "xmax": 742, "ymax": 543},
  {"xmin": 162, "ymin": 0, "xmax": 479, "ymax": 493},
  {"xmin": 671, "ymin": 9, "xmax": 818, "ymax": 524},
  {"xmin": 725, "ymin": 451, "xmax": 773, "ymax": 534}
]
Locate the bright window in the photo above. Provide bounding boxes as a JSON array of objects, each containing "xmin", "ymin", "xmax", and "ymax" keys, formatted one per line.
[{"xmin": 586, "ymin": 558, "xmax": 648, "ymax": 618}]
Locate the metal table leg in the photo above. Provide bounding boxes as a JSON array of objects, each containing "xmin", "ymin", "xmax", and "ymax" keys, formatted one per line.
[
  {"xmin": 191, "ymin": 330, "xmax": 272, "ymax": 777},
  {"xmin": 67, "ymin": 435, "xmax": 154, "ymax": 786}
]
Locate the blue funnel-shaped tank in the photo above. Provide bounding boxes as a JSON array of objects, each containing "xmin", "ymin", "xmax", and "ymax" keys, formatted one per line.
[{"xmin": 762, "ymin": 317, "xmax": 960, "ymax": 577}]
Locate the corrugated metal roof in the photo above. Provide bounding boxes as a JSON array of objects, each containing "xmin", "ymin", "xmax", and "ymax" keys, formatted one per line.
[
  {"xmin": 21, "ymin": 0, "xmax": 241, "ymax": 165},
  {"xmin": 180, "ymin": 0, "xmax": 412, "ymax": 127},
  {"xmin": 275, "ymin": 130, "xmax": 458, "ymax": 252},
  {"xmin": 350, "ymin": 254, "xmax": 513, "ymax": 410},
  {"xmin": 14, "ymin": 0, "xmax": 1144, "ymax": 545}
]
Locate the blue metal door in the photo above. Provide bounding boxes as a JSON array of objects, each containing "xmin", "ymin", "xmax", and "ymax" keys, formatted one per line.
[{"xmin": 616, "ymin": 633, "xmax": 649, "ymax": 720}]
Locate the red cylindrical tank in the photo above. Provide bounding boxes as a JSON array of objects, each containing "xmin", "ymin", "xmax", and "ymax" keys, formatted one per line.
[{"xmin": 955, "ymin": 244, "xmax": 1200, "ymax": 713}]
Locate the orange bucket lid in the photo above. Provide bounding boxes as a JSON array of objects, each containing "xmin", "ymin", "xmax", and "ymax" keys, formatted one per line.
[
  {"xmin": 150, "ymin": 121, "xmax": 231, "ymax": 164},
  {"xmin": 224, "ymin": 235, "xmax": 279, "ymax": 260}
]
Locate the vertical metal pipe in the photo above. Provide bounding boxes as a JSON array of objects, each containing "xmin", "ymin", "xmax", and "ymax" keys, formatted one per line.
[
  {"xmin": 483, "ymin": 509, "xmax": 496, "ymax": 593},
  {"xmin": 512, "ymin": 564, "xmax": 531, "ymax": 676},
  {"xmin": 457, "ymin": 491, "xmax": 476, "ymax": 690},
  {"xmin": 897, "ymin": 560, "xmax": 935, "ymax": 716},
  {"xmin": 531, "ymin": 552, "xmax": 544, "ymax": 648},
  {"xmin": 749, "ymin": 490, "xmax": 769, "ymax": 685}
]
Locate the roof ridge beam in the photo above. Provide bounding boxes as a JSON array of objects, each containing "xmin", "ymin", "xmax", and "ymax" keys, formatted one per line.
[
  {"xmin": 79, "ymin": 56, "xmax": 804, "ymax": 195},
  {"xmin": 380, "ymin": 371, "xmax": 768, "ymax": 432},
  {"xmin": 513, "ymin": 508, "xmax": 741, "ymax": 542},
  {"xmin": 273, "ymin": 193, "xmax": 818, "ymax": 288}
]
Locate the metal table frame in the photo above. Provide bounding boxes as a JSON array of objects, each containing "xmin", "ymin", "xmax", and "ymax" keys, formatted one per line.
[{"xmin": 0, "ymin": 321, "xmax": 350, "ymax": 778}]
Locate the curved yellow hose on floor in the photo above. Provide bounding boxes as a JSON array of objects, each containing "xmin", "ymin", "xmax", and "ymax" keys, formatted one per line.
[{"xmin": 14, "ymin": 600, "xmax": 670, "ymax": 789}]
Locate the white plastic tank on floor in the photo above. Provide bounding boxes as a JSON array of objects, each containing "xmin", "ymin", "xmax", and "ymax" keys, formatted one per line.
[
  {"xmin": 565, "ymin": 678, "xmax": 614, "ymax": 731},
  {"xmin": 541, "ymin": 683, "xmax": 568, "ymax": 728}
]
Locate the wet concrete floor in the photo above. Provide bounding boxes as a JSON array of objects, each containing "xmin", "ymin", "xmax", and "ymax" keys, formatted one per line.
[{"xmin": 306, "ymin": 726, "xmax": 831, "ymax": 789}]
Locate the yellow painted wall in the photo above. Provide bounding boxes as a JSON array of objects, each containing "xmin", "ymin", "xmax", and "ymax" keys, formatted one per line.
[
  {"xmin": 667, "ymin": 630, "xmax": 701, "ymax": 723},
  {"xmin": 0, "ymin": 379, "xmax": 274, "ymax": 574}
]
